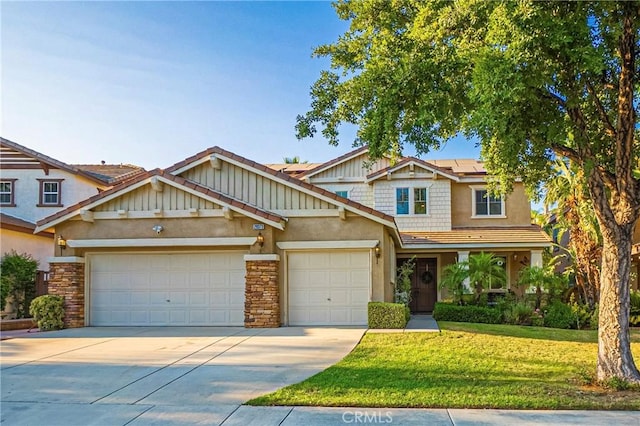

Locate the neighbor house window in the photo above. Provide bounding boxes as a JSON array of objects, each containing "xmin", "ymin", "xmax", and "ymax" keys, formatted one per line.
[
  {"xmin": 396, "ymin": 188, "xmax": 409, "ymax": 215},
  {"xmin": 38, "ymin": 179, "xmax": 63, "ymax": 207},
  {"xmin": 335, "ymin": 190, "xmax": 349, "ymax": 199},
  {"xmin": 0, "ymin": 180, "xmax": 16, "ymax": 206},
  {"xmin": 471, "ymin": 187, "xmax": 504, "ymax": 217},
  {"xmin": 396, "ymin": 187, "xmax": 428, "ymax": 215}
]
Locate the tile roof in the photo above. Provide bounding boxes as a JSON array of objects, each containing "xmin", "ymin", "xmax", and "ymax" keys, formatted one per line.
[
  {"xmin": 74, "ymin": 164, "xmax": 146, "ymax": 184},
  {"xmin": 0, "ymin": 137, "xmax": 112, "ymax": 185},
  {"xmin": 165, "ymin": 146, "xmax": 396, "ymax": 225},
  {"xmin": 36, "ymin": 168, "xmax": 287, "ymax": 230},
  {"xmin": 426, "ymin": 159, "xmax": 486, "ymax": 175},
  {"xmin": 1, "ymin": 213, "xmax": 53, "ymax": 237},
  {"xmin": 401, "ymin": 226, "xmax": 551, "ymax": 246},
  {"xmin": 366, "ymin": 157, "xmax": 460, "ymax": 181},
  {"xmin": 265, "ymin": 163, "xmax": 322, "ymax": 177},
  {"xmin": 296, "ymin": 146, "xmax": 369, "ymax": 178}
]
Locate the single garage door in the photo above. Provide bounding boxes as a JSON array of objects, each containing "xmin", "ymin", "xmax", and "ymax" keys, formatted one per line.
[
  {"xmin": 288, "ymin": 250, "xmax": 370, "ymax": 325},
  {"xmin": 90, "ymin": 252, "xmax": 245, "ymax": 326}
]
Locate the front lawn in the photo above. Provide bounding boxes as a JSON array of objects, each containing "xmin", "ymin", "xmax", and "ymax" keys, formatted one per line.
[{"xmin": 248, "ymin": 322, "xmax": 640, "ymax": 409}]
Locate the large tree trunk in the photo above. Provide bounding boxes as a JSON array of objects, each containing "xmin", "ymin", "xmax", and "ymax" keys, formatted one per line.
[{"xmin": 596, "ymin": 221, "xmax": 640, "ymax": 383}]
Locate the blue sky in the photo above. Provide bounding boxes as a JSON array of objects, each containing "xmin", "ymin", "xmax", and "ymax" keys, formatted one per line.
[{"xmin": 1, "ymin": 1, "xmax": 480, "ymax": 170}]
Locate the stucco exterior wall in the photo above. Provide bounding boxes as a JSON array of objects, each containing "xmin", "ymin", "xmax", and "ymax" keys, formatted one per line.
[
  {"xmin": 1, "ymin": 169, "xmax": 103, "ymax": 223},
  {"xmin": 0, "ymin": 229, "xmax": 53, "ymax": 268},
  {"xmin": 450, "ymin": 182, "xmax": 531, "ymax": 227}
]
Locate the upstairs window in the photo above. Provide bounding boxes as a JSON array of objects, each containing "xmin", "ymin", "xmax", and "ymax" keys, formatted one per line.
[
  {"xmin": 335, "ymin": 190, "xmax": 349, "ymax": 199},
  {"xmin": 0, "ymin": 180, "xmax": 16, "ymax": 206},
  {"xmin": 396, "ymin": 188, "xmax": 409, "ymax": 215},
  {"xmin": 472, "ymin": 187, "xmax": 504, "ymax": 217},
  {"xmin": 396, "ymin": 187, "xmax": 428, "ymax": 215},
  {"xmin": 414, "ymin": 188, "xmax": 427, "ymax": 215},
  {"xmin": 38, "ymin": 179, "xmax": 63, "ymax": 207}
]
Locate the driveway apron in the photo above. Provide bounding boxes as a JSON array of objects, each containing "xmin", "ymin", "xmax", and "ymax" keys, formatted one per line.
[{"xmin": 0, "ymin": 326, "xmax": 365, "ymax": 425}]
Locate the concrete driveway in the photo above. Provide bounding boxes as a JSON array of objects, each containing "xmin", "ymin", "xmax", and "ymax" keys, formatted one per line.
[{"xmin": 0, "ymin": 326, "xmax": 365, "ymax": 425}]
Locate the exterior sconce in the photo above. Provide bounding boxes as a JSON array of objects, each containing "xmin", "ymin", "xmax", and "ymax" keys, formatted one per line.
[
  {"xmin": 256, "ymin": 232, "xmax": 264, "ymax": 247},
  {"xmin": 374, "ymin": 243, "xmax": 381, "ymax": 264},
  {"xmin": 57, "ymin": 236, "xmax": 67, "ymax": 249}
]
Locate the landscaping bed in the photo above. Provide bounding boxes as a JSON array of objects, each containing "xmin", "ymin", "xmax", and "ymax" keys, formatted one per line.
[{"xmin": 248, "ymin": 322, "xmax": 640, "ymax": 409}]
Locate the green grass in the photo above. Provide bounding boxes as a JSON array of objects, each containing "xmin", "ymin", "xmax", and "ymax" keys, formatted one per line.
[{"xmin": 248, "ymin": 322, "xmax": 640, "ymax": 409}]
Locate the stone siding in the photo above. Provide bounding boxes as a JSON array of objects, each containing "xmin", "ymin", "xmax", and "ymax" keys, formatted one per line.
[
  {"xmin": 244, "ymin": 260, "xmax": 280, "ymax": 328},
  {"xmin": 48, "ymin": 262, "xmax": 85, "ymax": 328}
]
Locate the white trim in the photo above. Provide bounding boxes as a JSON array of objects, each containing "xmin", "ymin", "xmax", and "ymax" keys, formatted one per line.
[
  {"xmin": 301, "ymin": 149, "xmax": 368, "ymax": 179},
  {"xmin": 35, "ymin": 175, "xmax": 286, "ymax": 233},
  {"xmin": 48, "ymin": 256, "xmax": 85, "ymax": 263},
  {"xmin": 211, "ymin": 153, "xmax": 397, "ymax": 229},
  {"xmin": 277, "ymin": 240, "xmax": 379, "ymax": 250},
  {"xmin": 88, "ymin": 209, "xmax": 224, "ymax": 220},
  {"xmin": 394, "ymin": 185, "xmax": 431, "ymax": 216},
  {"xmin": 244, "ymin": 254, "xmax": 280, "ymax": 262},
  {"xmin": 271, "ymin": 209, "xmax": 340, "ymax": 217},
  {"xmin": 171, "ymin": 154, "xmax": 215, "ymax": 175},
  {"xmin": 366, "ymin": 160, "xmax": 459, "ymax": 183},
  {"xmin": 306, "ymin": 177, "xmax": 363, "ymax": 184},
  {"xmin": 404, "ymin": 241, "xmax": 551, "ymax": 250},
  {"xmin": 67, "ymin": 237, "xmax": 257, "ymax": 248},
  {"xmin": 469, "ymin": 185, "xmax": 505, "ymax": 218}
]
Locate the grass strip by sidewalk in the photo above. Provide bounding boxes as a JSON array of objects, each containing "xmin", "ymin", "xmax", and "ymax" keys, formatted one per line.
[{"xmin": 248, "ymin": 322, "xmax": 640, "ymax": 409}]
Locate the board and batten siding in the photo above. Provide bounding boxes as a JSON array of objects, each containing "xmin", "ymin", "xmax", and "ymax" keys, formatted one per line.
[
  {"xmin": 94, "ymin": 184, "xmax": 220, "ymax": 212},
  {"xmin": 310, "ymin": 153, "xmax": 391, "ymax": 180},
  {"xmin": 180, "ymin": 162, "xmax": 336, "ymax": 211}
]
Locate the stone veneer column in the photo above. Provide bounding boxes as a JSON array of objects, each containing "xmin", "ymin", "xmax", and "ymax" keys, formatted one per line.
[
  {"xmin": 244, "ymin": 254, "xmax": 280, "ymax": 328},
  {"xmin": 47, "ymin": 257, "xmax": 85, "ymax": 328}
]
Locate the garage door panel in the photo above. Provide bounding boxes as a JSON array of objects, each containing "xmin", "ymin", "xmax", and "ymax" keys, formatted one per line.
[
  {"xmin": 90, "ymin": 252, "xmax": 245, "ymax": 326},
  {"xmin": 288, "ymin": 250, "xmax": 370, "ymax": 326}
]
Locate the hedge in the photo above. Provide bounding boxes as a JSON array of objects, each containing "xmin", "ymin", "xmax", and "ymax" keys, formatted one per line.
[
  {"xmin": 368, "ymin": 302, "xmax": 409, "ymax": 329},
  {"xmin": 432, "ymin": 302, "xmax": 502, "ymax": 324}
]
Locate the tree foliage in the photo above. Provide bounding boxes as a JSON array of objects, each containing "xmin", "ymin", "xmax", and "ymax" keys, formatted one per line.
[
  {"xmin": 1, "ymin": 250, "xmax": 38, "ymax": 318},
  {"xmin": 298, "ymin": 0, "xmax": 640, "ymax": 382}
]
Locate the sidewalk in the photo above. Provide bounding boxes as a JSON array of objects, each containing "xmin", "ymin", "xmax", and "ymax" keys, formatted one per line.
[
  {"xmin": 368, "ymin": 314, "xmax": 440, "ymax": 334},
  {"xmin": 209, "ymin": 406, "xmax": 640, "ymax": 425}
]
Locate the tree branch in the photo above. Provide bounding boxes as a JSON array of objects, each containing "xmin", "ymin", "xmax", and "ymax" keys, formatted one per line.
[{"xmin": 586, "ymin": 80, "xmax": 617, "ymax": 139}]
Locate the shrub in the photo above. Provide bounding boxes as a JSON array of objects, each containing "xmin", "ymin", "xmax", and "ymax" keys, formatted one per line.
[
  {"xmin": 543, "ymin": 301, "xmax": 574, "ymax": 329},
  {"xmin": 368, "ymin": 302, "xmax": 409, "ymax": 329},
  {"xmin": 395, "ymin": 257, "xmax": 415, "ymax": 306},
  {"xmin": 569, "ymin": 297, "xmax": 597, "ymax": 329},
  {"xmin": 1, "ymin": 251, "xmax": 38, "ymax": 318},
  {"xmin": 29, "ymin": 295, "xmax": 65, "ymax": 331},
  {"xmin": 432, "ymin": 302, "xmax": 502, "ymax": 324},
  {"xmin": 439, "ymin": 262, "xmax": 469, "ymax": 305},
  {"xmin": 503, "ymin": 302, "xmax": 534, "ymax": 325}
]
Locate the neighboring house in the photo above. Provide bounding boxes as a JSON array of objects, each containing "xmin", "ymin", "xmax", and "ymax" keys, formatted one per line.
[
  {"xmin": 35, "ymin": 146, "xmax": 550, "ymax": 328},
  {"xmin": 0, "ymin": 137, "xmax": 144, "ymax": 267}
]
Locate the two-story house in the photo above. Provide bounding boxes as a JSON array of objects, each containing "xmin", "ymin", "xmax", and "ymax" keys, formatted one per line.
[
  {"xmin": 34, "ymin": 146, "xmax": 550, "ymax": 328},
  {"xmin": 0, "ymin": 137, "xmax": 144, "ymax": 267}
]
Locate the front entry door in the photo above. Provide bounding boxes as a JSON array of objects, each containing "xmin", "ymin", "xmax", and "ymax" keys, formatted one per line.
[{"xmin": 404, "ymin": 258, "xmax": 437, "ymax": 313}]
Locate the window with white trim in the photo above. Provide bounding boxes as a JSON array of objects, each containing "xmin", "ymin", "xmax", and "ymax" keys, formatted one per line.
[
  {"xmin": 471, "ymin": 187, "xmax": 504, "ymax": 217},
  {"xmin": 396, "ymin": 187, "xmax": 428, "ymax": 215},
  {"xmin": 335, "ymin": 190, "xmax": 349, "ymax": 199},
  {"xmin": 0, "ymin": 180, "xmax": 16, "ymax": 206},
  {"xmin": 38, "ymin": 179, "xmax": 63, "ymax": 206}
]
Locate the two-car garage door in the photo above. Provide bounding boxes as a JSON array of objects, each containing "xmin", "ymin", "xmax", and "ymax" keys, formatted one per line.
[
  {"xmin": 89, "ymin": 252, "xmax": 245, "ymax": 326},
  {"xmin": 287, "ymin": 251, "xmax": 370, "ymax": 326}
]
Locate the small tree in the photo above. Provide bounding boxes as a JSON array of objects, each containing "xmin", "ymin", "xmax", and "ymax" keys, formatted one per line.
[
  {"xmin": 395, "ymin": 257, "xmax": 415, "ymax": 306},
  {"xmin": 439, "ymin": 262, "xmax": 469, "ymax": 305},
  {"xmin": 1, "ymin": 251, "xmax": 38, "ymax": 318},
  {"xmin": 467, "ymin": 252, "xmax": 507, "ymax": 303}
]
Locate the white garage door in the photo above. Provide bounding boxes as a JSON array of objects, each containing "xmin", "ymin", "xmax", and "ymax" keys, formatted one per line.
[
  {"xmin": 288, "ymin": 251, "xmax": 370, "ymax": 325},
  {"xmin": 90, "ymin": 252, "xmax": 245, "ymax": 326}
]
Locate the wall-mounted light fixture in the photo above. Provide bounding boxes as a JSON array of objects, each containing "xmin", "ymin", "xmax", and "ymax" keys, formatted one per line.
[
  {"xmin": 256, "ymin": 232, "xmax": 264, "ymax": 247},
  {"xmin": 57, "ymin": 236, "xmax": 67, "ymax": 249},
  {"xmin": 152, "ymin": 225, "xmax": 164, "ymax": 234},
  {"xmin": 374, "ymin": 243, "xmax": 381, "ymax": 264}
]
